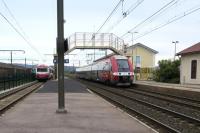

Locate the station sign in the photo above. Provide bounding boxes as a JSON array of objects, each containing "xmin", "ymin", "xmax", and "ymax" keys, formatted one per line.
[
  {"xmin": 64, "ymin": 59, "xmax": 69, "ymax": 63},
  {"xmin": 53, "ymin": 56, "xmax": 58, "ymax": 64},
  {"xmin": 53, "ymin": 59, "xmax": 57, "ymax": 64},
  {"xmin": 53, "ymin": 59, "xmax": 69, "ymax": 64}
]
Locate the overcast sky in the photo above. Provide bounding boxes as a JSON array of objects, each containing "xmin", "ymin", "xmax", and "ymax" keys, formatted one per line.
[{"xmin": 0, "ymin": 0, "xmax": 200, "ymax": 66}]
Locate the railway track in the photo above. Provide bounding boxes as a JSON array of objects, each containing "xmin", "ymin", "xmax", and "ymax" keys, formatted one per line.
[
  {"xmin": 129, "ymin": 85, "xmax": 200, "ymax": 109},
  {"xmin": 0, "ymin": 81, "xmax": 43, "ymax": 114},
  {"xmin": 78, "ymin": 79, "xmax": 200, "ymax": 133},
  {"xmin": 125, "ymin": 87, "xmax": 200, "ymax": 118}
]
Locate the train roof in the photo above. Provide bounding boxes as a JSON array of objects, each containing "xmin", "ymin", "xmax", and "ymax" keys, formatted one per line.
[
  {"xmin": 94, "ymin": 53, "xmax": 127, "ymax": 62},
  {"xmin": 76, "ymin": 54, "xmax": 128, "ymax": 71},
  {"xmin": 36, "ymin": 64, "xmax": 48, "ymax": 68}
]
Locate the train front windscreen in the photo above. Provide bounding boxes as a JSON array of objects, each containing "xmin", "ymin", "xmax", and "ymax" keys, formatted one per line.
[
  {"xmin": 117, "ymin": 59, "xmax": 130, "ymax": 72},
  {"xmin": 37, "ymin": 68, "xmax": 48, "ymax": 72}
]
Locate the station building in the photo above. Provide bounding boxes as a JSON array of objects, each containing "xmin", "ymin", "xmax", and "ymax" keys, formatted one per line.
[
  {"xmin": 177, "ymin": 42, "xmax": 200, "ymax": 85},
  {"xmin": 125, "ymin": 43, "xmax": 158, "ymax": 80}
]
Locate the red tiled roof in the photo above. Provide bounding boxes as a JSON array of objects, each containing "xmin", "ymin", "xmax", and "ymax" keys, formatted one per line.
[{"xmin": 176, "ymin": 42, "xmax": 200, "ymax": 55}]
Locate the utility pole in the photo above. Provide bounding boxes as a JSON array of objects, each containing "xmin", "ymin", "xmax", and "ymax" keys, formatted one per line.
[
  {"xmin": 11, "ymin": 51, "xmax": 12, "ymax": 64},
  {"xmin": 172, "ymin": 41, "xmax": 179, "ymax": 61},
  {"xmin": 25, "ymin": 58, "xmax": 26, "ymax": 68},
  {"xmin": 56, "ymin": 0, "xmax": 66, "ymax": 113},
  {"xmin": 128, "ymin": 31, "xmax": 138, "ymax": 46}
]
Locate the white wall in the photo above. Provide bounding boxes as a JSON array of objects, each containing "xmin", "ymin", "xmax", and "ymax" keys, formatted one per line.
[{"xmin": 180, "ymin": 53, "xmax": 200, "ymax": 84}]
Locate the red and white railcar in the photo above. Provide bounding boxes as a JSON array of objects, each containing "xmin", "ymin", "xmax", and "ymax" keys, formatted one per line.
[
  {"xmin": 76, "ymin": 55, "xmax": 134, "ymax": 86},
  {"xmin": 35, "ymin": 64, "xmax": 54, "ymax": 81}
]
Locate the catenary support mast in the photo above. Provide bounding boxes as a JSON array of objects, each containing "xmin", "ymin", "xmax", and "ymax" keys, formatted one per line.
[{"xmin": 56, "ymin": 0, "xmax": 66, "ymax": 113}]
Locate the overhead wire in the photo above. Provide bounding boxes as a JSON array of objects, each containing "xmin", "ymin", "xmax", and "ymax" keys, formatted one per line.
[
  {"xmin": 89, "ymin": 0, "xmax": 123, "ymax": 45},
  {"xmin": 131, "ymin": 0, "xmax": 181, "ymax": 32},
  {"xmin": 129, "ymin": 0, "xmax": 188, "ymax": 33},
  {"xmin": 95, "ymin": 0, "xmax": 123, "ymax": 34},
  {"xmin": 0, "ymin": 0, "xmax": 44, "ymax": 60},
  {"xmin": 2, "ymin": 0, "xmax": 28, "ymax": 39},
  {"xmin": 0, "ymin": 12, "xmax": 44, "ymax": 60},
  {"xmin": 120, "ymin": 0, "xmax": 178, "ymax": 38},
  {"xmin": 126, "ymin": 0, "xmax": 144, "ymax": 16},
  {"xmin": 132, "ymin": 5, "xmax": 200, "ymax": 40},
  {"xmin": 105, "ymin": 0, "xmax": 144, "ymax": 32}
]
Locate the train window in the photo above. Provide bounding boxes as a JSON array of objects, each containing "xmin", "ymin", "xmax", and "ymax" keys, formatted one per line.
[
  {"xmin": 37, "ymin": 68, "xmax": 48, "ymax": 72},
  {"xmin": 117, "ymin": 59, "xmax": 129, "ymax": 72}
]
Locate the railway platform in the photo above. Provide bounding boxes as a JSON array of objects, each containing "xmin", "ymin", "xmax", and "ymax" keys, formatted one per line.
[{"xmin": 0, "ymin": 77, "xmax": 156, "ymax": 133}]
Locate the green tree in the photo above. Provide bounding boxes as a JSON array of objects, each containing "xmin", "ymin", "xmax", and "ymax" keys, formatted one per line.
[{"xmin": 153, "ymin": 59, "xmax": 180, "ymax": 83}]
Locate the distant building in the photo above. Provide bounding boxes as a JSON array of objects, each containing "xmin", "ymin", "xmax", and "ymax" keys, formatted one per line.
[
  {"xmin": 126, "ymin": 43, "xmax": 158, "ymax": 68},
  {"xmin": 125, "ymin": 43, "xmax": 158, "ymax": 80},
  {"xmin": 177, "ymin": 42, "xmax": 200, "ymax": 85}
]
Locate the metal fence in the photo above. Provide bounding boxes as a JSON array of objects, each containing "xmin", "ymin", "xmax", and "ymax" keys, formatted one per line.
[
  {"xmin": 68, "ymin": 32, "xmax": 124, "ymax": 51},
  {"xmin": 0, "ymin": 63, "xmax": 35, "ymax": 91},
  {"xmin": 136, "ymin": 67, "xmax": 155, "ymax": 80}
]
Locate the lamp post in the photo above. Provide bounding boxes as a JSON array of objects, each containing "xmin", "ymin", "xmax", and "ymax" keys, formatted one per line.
[
  {"xmin": 172, "ymin": 41, "xmax": 179, "ymax": 61},
  {"xmin": 128, "ymin": 31, "xmax": 138, "ymax": 46},
  {"xmin": 127, "ymin": 31, "xmax": 138, "ymax": 65}
]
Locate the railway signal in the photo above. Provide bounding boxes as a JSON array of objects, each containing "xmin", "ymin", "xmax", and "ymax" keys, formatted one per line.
[{"xmin": 64, "ymin": 38, "xmax": 69, "ymax": 52}]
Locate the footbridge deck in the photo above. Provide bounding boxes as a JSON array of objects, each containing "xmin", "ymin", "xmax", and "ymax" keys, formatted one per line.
[{"xmin": 65, "ymin": 32, "xmax": 125, "ymax": 55}]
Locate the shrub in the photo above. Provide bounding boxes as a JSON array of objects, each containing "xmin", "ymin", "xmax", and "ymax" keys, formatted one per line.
[{"xmin": 153, "ymin": 59, "xmax": 180, "ymax": 83}]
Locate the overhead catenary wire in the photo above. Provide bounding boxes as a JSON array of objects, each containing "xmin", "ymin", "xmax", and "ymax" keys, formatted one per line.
[
  {"xmin": 129, "ymin": 5, "xmax": 200, "ymax": 41},
  {"xmin": 2, "ymin": 0, "xmax": 28, "ymax": 39},
  {"xmin": 96, "ymin": 0, "xmax": 123, "ymax": 33},
  {"xmin": 126, "ymin": 0, "xmax": 144, "ymax": 16},
  {"xmin": 120, "ymin": 0, "xmax": 178, "ymax": 38},
  {"xmin": 129, "ymin": 0, "xmax": 184, "ymax": 33},
  {"xmin": 0, "ymin": 11, "xmax": 44, "ymax": 61},
  {"xmin": 105, "ymin": 0, "xmax": 144, "ymax": 33}
]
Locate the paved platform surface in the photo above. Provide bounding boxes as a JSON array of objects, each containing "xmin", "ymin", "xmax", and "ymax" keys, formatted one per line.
[
  {"xmin": 0, "ymin": 78, "xmax": 155, "ymax": 133},
  {"xmin": 135, "ymin": 80, "xmax": 200, "ymax": 92}
]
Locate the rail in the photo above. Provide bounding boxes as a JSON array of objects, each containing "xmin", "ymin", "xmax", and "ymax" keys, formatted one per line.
[
  {"xmin": 0, "ymin": 82, "xmax": 43, "ymax": 114},
  {"xmin": 77, "ymin": 79, "xmax": 200, "ymax": 133}
]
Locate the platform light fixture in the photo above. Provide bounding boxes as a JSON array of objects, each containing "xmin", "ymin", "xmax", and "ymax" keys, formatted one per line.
[
  {"xmin": 127, "ymin": 31, "xmax": 138, "ymax": 46},
  {"xmin": 172, "ymin": 41, "xmax": 179, "ymax": 61}
]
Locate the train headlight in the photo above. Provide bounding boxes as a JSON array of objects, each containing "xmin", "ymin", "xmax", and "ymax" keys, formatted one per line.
[{"xmin": 113, "ymin": 72, "xmax": 118, "ymax": 76}]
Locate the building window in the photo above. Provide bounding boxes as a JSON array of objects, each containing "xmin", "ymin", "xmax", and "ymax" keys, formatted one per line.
[
  {"xmin": 191, "ymin": 60, "xmax": 197, "ymax": 79},
  {"xmin": 136, "ymin": 56, "xmax": 141, "ymax": 67}
]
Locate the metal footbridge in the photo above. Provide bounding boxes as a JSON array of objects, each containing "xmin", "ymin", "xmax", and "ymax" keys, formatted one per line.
[{"xmin": 65, "ymin": 32, "xmax": 125, "ymax": 55}]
